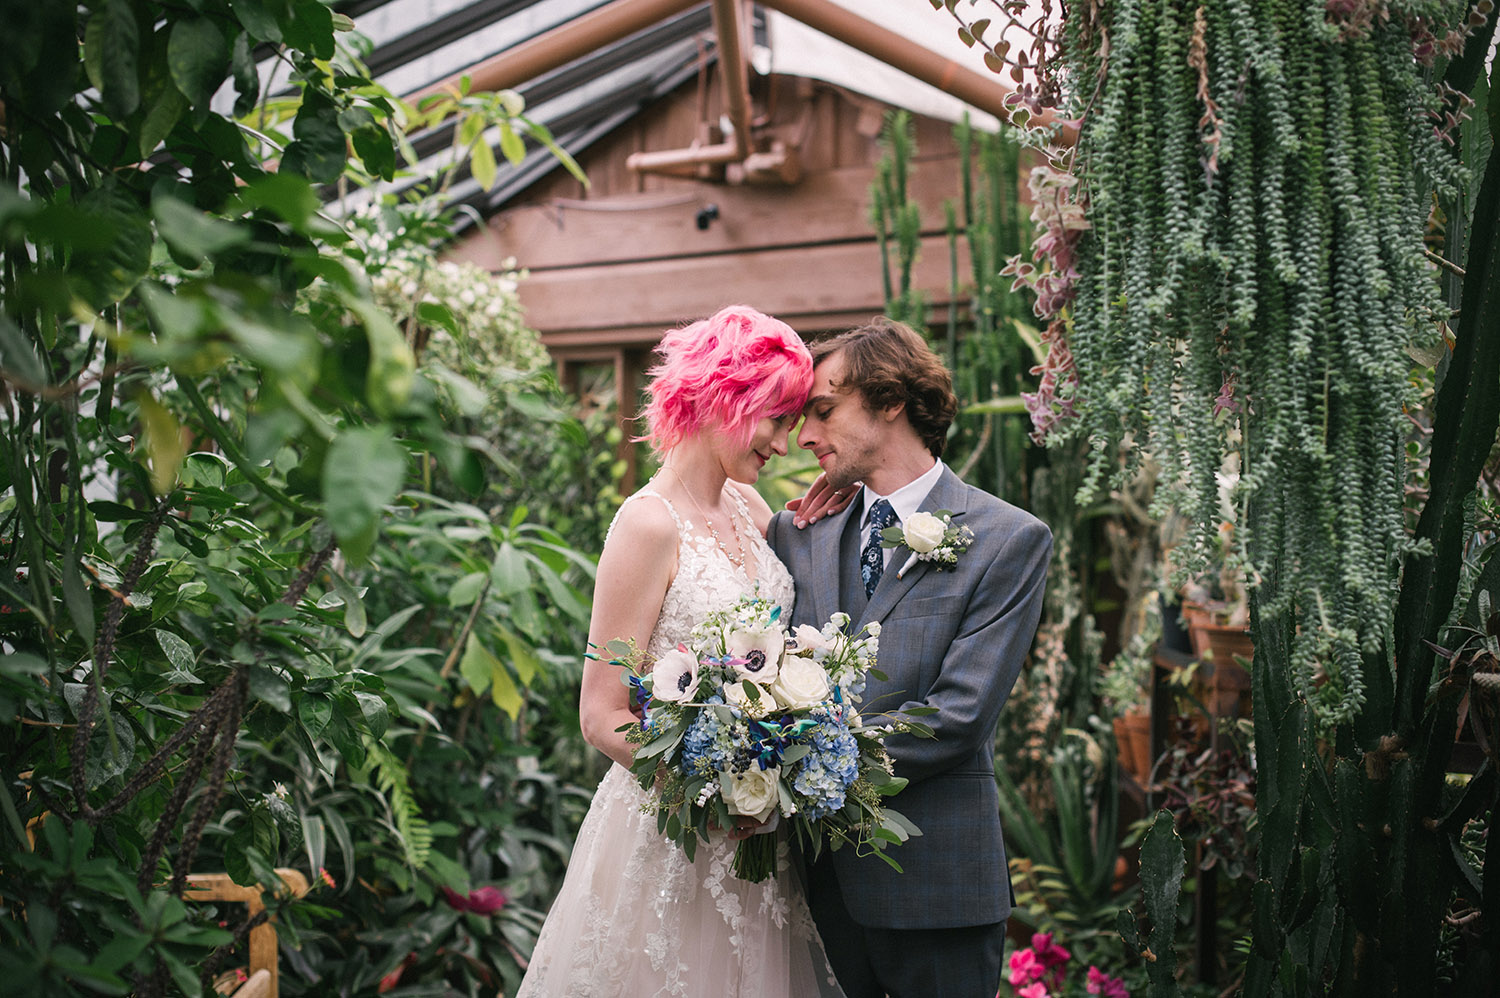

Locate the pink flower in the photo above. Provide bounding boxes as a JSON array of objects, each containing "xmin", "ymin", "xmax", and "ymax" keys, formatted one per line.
[
  {"xmin": 1029, "ymin": 932, "xmax": 1071, "ymax": 989},
  {"xmin": 441, "ymin": 884, "xmax": 508, "ymax": 916},
  {"xmin": 1087, "ymin": 965, "xmax": 1130, "ymax": 998},
  {"xmin": 1018, "ymin": 984, "xmax": 1052, "ymax": 998},
  {"xmin": 1009, "ymin": 948, "xmax": 1046, "ymax": 987}
]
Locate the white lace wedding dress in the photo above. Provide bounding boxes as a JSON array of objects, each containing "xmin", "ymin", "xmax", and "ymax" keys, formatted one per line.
[{"xmin": 516, "ymin": 488, "xmax": 845, "ymax": 998}]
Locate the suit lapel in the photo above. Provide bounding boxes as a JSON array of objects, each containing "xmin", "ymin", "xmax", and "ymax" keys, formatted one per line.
[
  {"xmin": 859, "ymin": 467, "xmax": 971, "ymax": 627},
  {"xmin": 810, "ymin": 500, "xmax": 860, "ymax": 630}
]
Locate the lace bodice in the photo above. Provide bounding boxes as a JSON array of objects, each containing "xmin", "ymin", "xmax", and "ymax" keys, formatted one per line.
[{"xmin": 612, "ymin": 485, "xmax": 796, "ymax": 658}]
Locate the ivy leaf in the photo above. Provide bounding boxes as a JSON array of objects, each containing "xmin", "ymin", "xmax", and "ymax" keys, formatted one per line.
[
  {"xmin": 322, "ymin": 426, "xmax": 406, "ymax": 564},
  {"xmin": 168, "ymin": 17, "xmax": 230, "ymax": 108},
  {"xmin": 84, "ymin": 0, "xmax": 140, "ymax": 119}
]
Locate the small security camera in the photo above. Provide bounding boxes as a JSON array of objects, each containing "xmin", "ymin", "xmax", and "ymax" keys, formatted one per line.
[{"xmin": 695, "ymin": 203, "xmax": 720, "ymax": 230}]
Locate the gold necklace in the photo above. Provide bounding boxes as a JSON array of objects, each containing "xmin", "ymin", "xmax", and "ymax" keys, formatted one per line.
[{"xmin": 663, "ymin": 467, "xmax": 746, "ymax": 570}]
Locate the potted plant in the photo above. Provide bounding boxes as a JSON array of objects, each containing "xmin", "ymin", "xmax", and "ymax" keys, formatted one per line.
[{"xmin": 1099, "ymin": 601, "xmax": 1160, "ymax": 785}]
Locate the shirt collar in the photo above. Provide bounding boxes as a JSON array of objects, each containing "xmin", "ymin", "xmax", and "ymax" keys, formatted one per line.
[{"xmin": 860, "ymin": 459, "xmax": 945, "ymax": 529}]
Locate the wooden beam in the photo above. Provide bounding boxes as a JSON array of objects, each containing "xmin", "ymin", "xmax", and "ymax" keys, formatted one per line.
[
  {"xmin": 515, "ymin": 233, "xmax": 970, "ymax": 335},
  {"xmin": 446, "ymin": 157, "xmax": 974, "ymax": 273}
]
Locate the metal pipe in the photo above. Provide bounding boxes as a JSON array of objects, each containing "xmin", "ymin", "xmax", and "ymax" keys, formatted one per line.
[
  {"xmin": 757, "ymin": 0, "xmax": 1017, "ymax": 126},
  {"xmin": 625, "ymin": 0, "xmax": 751, "ymax": 174},
  {"xmin": 408, "ymin": 0, "xmax": 703, "ymax": 103},
  {"xmin": 710, "ymin": 0, "xmax": 752, "ymax": 160}
]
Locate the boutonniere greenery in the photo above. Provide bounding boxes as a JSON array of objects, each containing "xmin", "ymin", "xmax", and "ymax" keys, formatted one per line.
[{"xmin": 882, "ymin": 510, "xmax": 975, "ymax": 579}]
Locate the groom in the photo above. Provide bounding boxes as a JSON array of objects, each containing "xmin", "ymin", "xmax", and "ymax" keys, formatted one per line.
[{"xmin": 768, "ymin": 317, "xmax": 1052, "ymax": 998}]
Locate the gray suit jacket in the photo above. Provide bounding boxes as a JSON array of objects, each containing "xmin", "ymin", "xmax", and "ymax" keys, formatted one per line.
[{"xmin": 768, "ymin": 465, "xmax": 1051, "ymax": 930}]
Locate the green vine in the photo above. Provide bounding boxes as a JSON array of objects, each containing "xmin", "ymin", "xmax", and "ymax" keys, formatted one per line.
[{"xmin": 1058, "ymin": 0, "xmax": 1468, "ymax": 725}]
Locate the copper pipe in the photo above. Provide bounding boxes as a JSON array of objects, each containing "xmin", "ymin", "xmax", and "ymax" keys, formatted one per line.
[
  {"xmin": 758, "ymin": 0, "xmax": 1017, "ymax": 126},
  {"xmin": 626, "ymin": 0, "xmax": 751, "ymax": 173},
  {"xmin": 407, "ymin": 0, "xmax": 703, "ymax": 103}
]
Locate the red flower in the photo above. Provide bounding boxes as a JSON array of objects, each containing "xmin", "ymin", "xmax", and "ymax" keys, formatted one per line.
[
  {"xmin": 1018, "ymin": 984, "xmax": 1052, "ymax": 998},
  {"xmin": 1008, "ymin": 947, "xmax": 1045, "ymax": 987}
]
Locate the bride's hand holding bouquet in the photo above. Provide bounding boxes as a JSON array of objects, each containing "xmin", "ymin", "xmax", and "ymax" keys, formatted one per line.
[{"xmin": 600, "ymin": 594, "xmax": 933, "ymax": 882}]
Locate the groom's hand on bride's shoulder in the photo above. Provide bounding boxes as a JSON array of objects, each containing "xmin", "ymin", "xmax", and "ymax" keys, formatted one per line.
[{"xmin": 786, "ymin": 473, "xmax": 858, "ymax": 528}]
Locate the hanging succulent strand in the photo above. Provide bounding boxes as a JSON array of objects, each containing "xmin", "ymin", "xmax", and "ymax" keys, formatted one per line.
[{"xmin": 1051, "ymin": 0, "xmax": 1467, "ymax": 725}]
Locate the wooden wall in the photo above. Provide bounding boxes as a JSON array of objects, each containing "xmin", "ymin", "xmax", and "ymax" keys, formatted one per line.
[{"xmin": 446, "ymin": 73, "xmax": 979, "ymax": 353}]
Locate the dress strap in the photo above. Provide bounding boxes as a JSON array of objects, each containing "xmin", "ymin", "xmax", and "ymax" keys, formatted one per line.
[{"xmin": 605, "ymin": 487, "xmax": 686, "ymax": 546}]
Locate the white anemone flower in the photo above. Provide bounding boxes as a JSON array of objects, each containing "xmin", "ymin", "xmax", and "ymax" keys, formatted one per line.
[
  {"xmin": 726, "ymin": 626, "xmax": 784, "ymax": 684},
  {"xmin": 650, "ymin": 645, "xmax": 700, "ymax": 703}
]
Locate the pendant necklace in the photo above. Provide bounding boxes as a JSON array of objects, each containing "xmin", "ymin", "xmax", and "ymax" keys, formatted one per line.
[{"xmin": 663, "ymin": 466, "xmax": 746, "ymax": 570}]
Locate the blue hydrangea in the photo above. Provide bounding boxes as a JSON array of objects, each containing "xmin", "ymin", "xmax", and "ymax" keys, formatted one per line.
[
  {"xmin": 681, "ymin": 696, "xmax": 731, "ymax": 777},
  {"xmin": 791, "ymin": 716, "xmax": 860, "ymax": 820}
]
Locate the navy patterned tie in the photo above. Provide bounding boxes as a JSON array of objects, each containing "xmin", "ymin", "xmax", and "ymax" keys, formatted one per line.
[{"xmin": 861, "ymin": 498, "xmax": 898, "ymax": 599}]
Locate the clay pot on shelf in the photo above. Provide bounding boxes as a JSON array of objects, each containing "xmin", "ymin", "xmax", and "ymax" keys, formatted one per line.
[{"xmin": 1113, "ymin": 707, "xmax": 1153, "ymax": 784}]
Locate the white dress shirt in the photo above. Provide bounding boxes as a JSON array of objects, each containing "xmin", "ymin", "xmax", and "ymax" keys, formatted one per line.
[{"xmin": 859, "ymin": 459, "xmax": 946, "ymax": 569}]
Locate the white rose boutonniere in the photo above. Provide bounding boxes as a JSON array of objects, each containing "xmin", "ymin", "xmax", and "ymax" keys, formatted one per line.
[{"xmin": 881, "ymin": 509, "xmax": 975, "ymax": 578}]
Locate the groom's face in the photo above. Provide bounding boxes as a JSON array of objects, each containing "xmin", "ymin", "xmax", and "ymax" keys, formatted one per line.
[{"xmin": 796, "ymin": 349, "xmax": 889, "ymax": 489}]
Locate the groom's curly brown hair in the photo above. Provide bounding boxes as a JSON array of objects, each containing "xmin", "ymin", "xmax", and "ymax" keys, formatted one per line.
[{"xmin": 811, "ymin": 317, "xmax": 958, "ymax": 457}]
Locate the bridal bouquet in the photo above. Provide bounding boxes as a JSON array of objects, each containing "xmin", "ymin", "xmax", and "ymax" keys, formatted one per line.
[{"xmin": 604, "ymin": 595, "xmax": 931, "ymax": 882}]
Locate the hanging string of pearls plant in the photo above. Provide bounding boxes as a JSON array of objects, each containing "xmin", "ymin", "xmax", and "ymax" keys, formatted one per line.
[{"xmin": 943, "ymin": 0, "xmax": 1479, "ymax": 724}]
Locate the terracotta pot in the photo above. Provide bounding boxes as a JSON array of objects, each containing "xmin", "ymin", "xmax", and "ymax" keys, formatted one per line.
[
  {"xmin": 1189, "ymin": 617, "xmax": 1254, "ymax": 718},
  {"xmin": 1113, "ymin": 708, "xmax": 1153, "ymax": 783}
]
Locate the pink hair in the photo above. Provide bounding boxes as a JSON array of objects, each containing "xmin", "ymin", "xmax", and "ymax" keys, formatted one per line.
[{"xmin": 639, "ymin": 305, "xmax": 813, "ymax": 454}]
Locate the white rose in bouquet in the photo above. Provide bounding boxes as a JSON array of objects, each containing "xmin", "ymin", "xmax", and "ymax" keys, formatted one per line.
[
  {"xmin": 770, "ymin": 655, "xmax": 830, "ymax": 709},
  {"xmin": 903, "ymin": 511, "xmax": 948, "ymax": 553},
  {"xmin": 722, "ymin": 765, "xmax": 781, "ymax": 823},
  {"xmin": 726, "ymin": 626, "xmax": 784, "ymax": 684},
  {"xmin": 650, "ymin": 645, "xmax": 700, "ymax": 703},
  {"xmin": 792, "ymin": 624, "xmax": 833, "ymax": 654}
]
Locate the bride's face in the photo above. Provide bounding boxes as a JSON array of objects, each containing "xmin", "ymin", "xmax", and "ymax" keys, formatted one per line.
[{"xmin": 719, "ymin": 412, "xmax": 796, "ymax": 483}]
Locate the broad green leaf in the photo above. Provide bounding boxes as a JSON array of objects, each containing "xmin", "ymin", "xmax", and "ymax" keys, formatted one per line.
[
  {"xmin": 230, "ymin": 0, "xmax": 283, "ymax": 44},
  {"xmin": 496, "ymin": 625, "xmax": 540, "ymax": 686},
  {"xmin": 282, "ymin": 87, "xmax": 346, "ymax": 184},
  {"xmin": 447, "ymin": 571, "xmax": 487, "ymax": 607},
  {"xmin": 351, "ymin": 125, "xmax": 396, "ymax": 181},
  {"xmin": 230, "ymin": 31, "xmax": 259, "ymax": 117},
  {"xmin": 239, "ymin": 173, "xmax": 319, "ymax": 227},
  {"xmin": 139, "ymin": 81, "xmax": 188, "ymax": 158},
  {"xmin": 322, "ymin": 427, "xmax": 406, "ymax": 563},
  {"xmin": 459, "ymin": 631, "xmax": 495, "ymax": 695},
  {"xmin": 152, "ymin": 196, "xmax": 249, "ymax": 264},
  {"xmin": 298, "ymin": 696, "xmax": 332, "ymax": 738},
  {"xmin": 0, "ymin": 315, "xmax": 45, "ymax": 388},
  {"xmin": 498, "ymin": 121, "xmax": 526, "ymax": 165},
  {"xmin": 168, "ymin": 17, "xmax": 230, "ymax": 107},
  {"xmin": 61, "ymin": 555, "xmax": 94, "ymax": 647},
  {"xmin": 491, "ymin": 542, "xmax": 529, "ymax": 595},
  {"xmin": 284, "ymin": 0, "xmax": 334, "ymax": 59},
  {"xmin": 73, "ymin": 183, "xmax": 152, "ymax": 308},
  {"xmin": 354, "ymin": 691, "xmax": 389, "ymax": 739},
  {"xmin": 137, "ymin": 392, "xmax": 185, "ymax": 495},
  {"xmin": 85, "ymin": 0, "xmax": 140, "ymax": 118},
  {"xmin": 470, "ymin": 136, "xmax": 497, "ymax": 191},
  {"xmin": 342, "ymin": 296, "xmax": 415, "ymax": 417},
  {"xmin": 330, "ymin": 569, "xmax": 367, "ymax": 637},
  {"xmin": 154, "ymin": 629, "xmax": 200, "ymax": 684}
]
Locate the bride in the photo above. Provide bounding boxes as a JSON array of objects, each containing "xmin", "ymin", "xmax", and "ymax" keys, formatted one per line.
[{"xmin": 517, "ymin": 306, "xmax": 847, "ymax": 998}]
